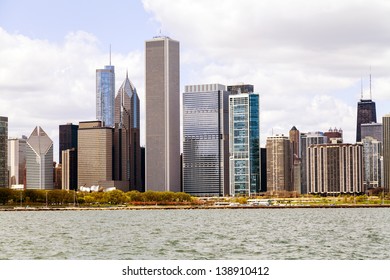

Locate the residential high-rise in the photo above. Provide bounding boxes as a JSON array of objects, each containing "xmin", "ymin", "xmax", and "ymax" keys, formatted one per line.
[
  {"xmin": 96, "ymin": 65, "xmax": 115, "ymax": 127},
  {"xmin": 383, "ymin": 114, "xmax": 390, "ymax": 193},
  {"xmin": 362, "ymin": 136, "xmax": 382, "ymax": 190},
  {"xmin": 300, "ymin": 131, "xmax": 327, "ymax": 194},
  {"xmin": 183, "ymin": 84, "xmax": 230, "ymax": 196},
  {"xmin": 307, "ymin": 143, "xmax": 363, "ymax": 194},
  {"xmin": 113, "ymin": 72, "xmax": 142, "ymax": 191},
  {"xmin": 78, "ymin": 121, "xmax": 112, "ymax": 188},
  {"xmin": 229, "ymin": 91, "xmax": 260, "ymax": 196},
  {"xmin": 289, "ymin": 126, "xmax": 301, "ymax": 194},
  {"xmin": 0, "ymin": 116, "xmax": 8, "ymax": 187},
  {"xmin": 145, "ymin": 36, "xmax": 180, "ymax": 192},
  {"xmin": 227, "ymin": 84, "xmax": 254, "ymax": 95},
  {"xmin": 324, "ymin": 128, "xmax": 343, "ymax": 143},
  {"xmin": 266, "ymin": 135, "xmax": 292, "ymax": 194},
  {"xmin": 361, "ymin": 122, "xmax": 383, "ymax": 142},
  {"xmin": 356, "ymin": 99, "xmax": 376, "ymax": 142},
  {"xmin": 8, "ymin": 136, "xmax": 27, "ymax": 187},
  {"xmin": 26, "ymin": 127, "xmax": 53, "ymax": 190}
]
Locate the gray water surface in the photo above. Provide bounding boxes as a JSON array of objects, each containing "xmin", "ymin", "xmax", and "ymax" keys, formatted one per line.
[{"xmin": 1, "ymin": 208, "xmax": 389, "ymax": 259}]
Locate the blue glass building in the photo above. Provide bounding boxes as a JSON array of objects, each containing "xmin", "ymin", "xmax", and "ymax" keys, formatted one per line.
[
  {"xmin": 229, "ymin": 92, "xmax": 260, "ymax": 195},
  {"xmin": 96, "ymin": 65, "xmax": 115, "ymax": 127}
]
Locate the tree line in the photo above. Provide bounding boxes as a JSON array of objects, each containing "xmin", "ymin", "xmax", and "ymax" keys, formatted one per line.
[{"xmin": 0, "ymin": 188, "xmax": 195, "ymax": 206}]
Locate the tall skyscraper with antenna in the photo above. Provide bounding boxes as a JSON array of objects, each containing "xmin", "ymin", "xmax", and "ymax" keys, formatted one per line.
[
  {"xmin": 356, "ymin": 74, "xmax": 377, "ymax": 142},
  {"xmin": 96, "ymin": 48, "xmax": 115, "ymax": 127}
]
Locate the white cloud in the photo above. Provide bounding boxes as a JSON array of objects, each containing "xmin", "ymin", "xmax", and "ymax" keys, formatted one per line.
[
  {"xmin": 143, "ymin": 0, "xmax": 390, "ymax": 145},
  {"xmin": 0, "ymin": 27, "xmax": 144, "ymax": 161}
]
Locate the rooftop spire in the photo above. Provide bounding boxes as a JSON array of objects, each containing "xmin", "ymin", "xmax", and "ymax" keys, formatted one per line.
[
  {"xmin": 369, "ymin": 67, "xmax": 372, "ymax": 100},
  {"xmin": 109, "ymin": 44, "xmax": 111, "ymax": 66}
]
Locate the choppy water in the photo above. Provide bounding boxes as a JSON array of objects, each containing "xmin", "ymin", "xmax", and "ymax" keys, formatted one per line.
[{"xmin": 1, "ymin": 208, "xmax": 390, "ymax": 260}]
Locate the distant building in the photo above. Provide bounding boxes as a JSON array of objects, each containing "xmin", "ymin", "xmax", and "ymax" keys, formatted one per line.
[
  {"xmin": 229, "ymin": 91, "xmax": 260, "ymax": 196},
  {"xmin": 266, "ymin": 135, "xmax": 292, "ymax": 194},
  {"xmin": 307, "ymin": 143, "xmax": 363, "ymax": 194},
  {"xmin": 8, "ymin": 136, "xmax": 27, "ymax": 187},
  {"xmin": 59, "ymin": 123, "xmax": 78, "ymax": 191},
  {"xmin": 53, "ymin": 162, "xmax": 62, "ymax": 189},
  {"xmin": 300, "ymin": 131, "xmax": 327, "ymax": 194},
  {"xmin": 62, "ymin": 148, "xmax": 77, "ymax": 191},
  {"xmin": 324, "ymin": 128, "xmax": 343, "ymax": 144},
  {"xmin": 183, "ymin": 84, "xmax": 230, "ymax": 196},
  {"xmin": 289, "ymin": 126, "xmax": 301, "ymax": 194},
  {"xmin": 260, "ymin": 148, "xmax": 267, "ymax": 192},
  {"xmin": 78, "ymin": 121, "xmax": 112, "ymax": 188},
  {"xmin": 26, "ymin": 127, "xmax": 53, "ymax": 190},
  {"xmin": 145, "ymin": 36, "xmax": 180, "ymax": 192},
  {"xmin": 113, "ymin": 72, "xmax": 142, "ymax": 192},
  {"xmin": 96, "ymin": 65, "xmax": 115, "ymax": 127},
  {"xmin": 383, "ymin": 114, "xmax": 390, "ymax": 193},
  {"xmin": 362, "ymin": 136, "xmax": 382, "ymax": 190},
  {"xmin": 361, "ymin": 122, "xmax": 383, "ymax": 142},
  {"xmin": 0, "ymin": 116, "xmax": 8, "ymax": 187},
  {"xmin": 356, "ymin": 99, "xmax": 376, "ymax": 142},
  {"xmin": 227, "ymin": 84, "xmax": 254, "ymax": 95}
]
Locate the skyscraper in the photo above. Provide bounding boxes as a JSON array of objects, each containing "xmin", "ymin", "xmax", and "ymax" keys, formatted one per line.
[
  {"xmin": 59, "ymin": 123, "xmax": 78, "ymax": 190},
  {"xmin": 8, "ymin": 136, "xmax": 27, "ymax": 187},
  {"xmin": 362, "ymin": 136, "xmax": 382, "ymax": 190},
  {"xmin": 145, "ymin": 36, "xmax": 180, "ymax": 192},
  {"xmin": 96, "ymin": 65, "xmax": 115, "ymax": 127},
  {"xmin": 26, "ymin": 127, "xmax": 53, "ymax": 190},
  {"xmin": 183, "ymin": 84, "xmax": 230, "ymax": 196},
  {"xmin": 78, "ymin": 121, "xmax": 113, "ymax": 188},
  {"xmin": 266, "ymin": 135, "xmax": 292, "ymax": 194},
  {"xmin": 383, "ymin": 114, "xmax": 390, "ymax": 193},
  {"xmin": 59, "ymin": 123, "xmax": 78, "ymax": 163},
  {"xmin": 114, "ymin": 72, "xmax": 142, "ymax": 191},
  {"xmin": 356, "ymin": 99, "xmax": 377, "ymax": 142},
  {"xmin": 229, "ymin": 92, "xmax": 260, "ymax": 196},
  {"xmin": 361, "ymin": 123, "xmax": 383, "ymax": 142},
  {"xmin": 0, "ymin": 116, "xmax": 8, "ymax": 187},
  {"xmin": 307, "ymin": 143, "xmax": 363, "ymax": 194}
]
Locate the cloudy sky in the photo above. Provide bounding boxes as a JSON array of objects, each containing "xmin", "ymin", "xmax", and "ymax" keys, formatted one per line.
[{"xmin": 1, "ymin": 0, "xmax": 390, "ymax": 162}]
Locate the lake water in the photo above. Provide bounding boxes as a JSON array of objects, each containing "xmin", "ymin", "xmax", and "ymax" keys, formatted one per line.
[{"xmin": 1, "ymin": 208, "xmax": 390, "ymax": 260}]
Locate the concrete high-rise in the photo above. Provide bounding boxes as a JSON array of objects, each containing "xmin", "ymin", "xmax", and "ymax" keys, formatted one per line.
[
  {"xmin": 361, "ymin": 122, "xmax": 383, "ymax": 142},
  {"xmin": 114, "ymin": 72, "xmax": 142, "ymax": 191},
  {"xmin": 356, "ymin": 99, "xmax": 376, "ymax": 142},
  {"xmin": 145, "ymin": 36, "xmax": 180, "ymax": 192},
  {"xmin": 229, "ymin": 91, "xmax": 260, "ymax": 196},
  {"xmin": 0, "ymin": 116, "xmax": 8, "ymax": 187},
  {"xmin": 183, "ymin": 84, "xmax": 230, "ymax": 196},
  {"xmin": 78, "ymin": 121, "xmax": 113, "ymax": 188},
  {"xmin": 8, "ymin": 136, "xmax": 27, "ymax": 187},
  {"xmin": 96, "ymin": 65, "xmax": 115, "ymax": 127},
  {"xmin": 307, "ymin": 143, "xmax": 363, "ymax": 194},
  {"xmin": 383, "ymin": 114, "xmax": 390, "ymax": 193},
  {"xmin": 362, "ymin": 136, "xmax": 382, "ymax": 190},
  {"xmin": 266, "ymin": 135, "xmax": 292, "ymax": 194},
  {"xmin": 26, "ymin": 127, "xmax": 53, "ymax": 190}
]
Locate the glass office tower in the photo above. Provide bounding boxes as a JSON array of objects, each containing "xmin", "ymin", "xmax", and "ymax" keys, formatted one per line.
[
  {"xmin": 229, "ymin": 92, "xmax": 260, "ymax": 196},
  {"xmin": 96, "ymin": 65, "xmax": 115, "ymax": 127},
  {"xmin": 183, "ymin": 84, "xmax": 230, "ymax": 196}
]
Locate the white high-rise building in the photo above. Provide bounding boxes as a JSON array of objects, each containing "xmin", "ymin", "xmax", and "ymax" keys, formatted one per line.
[
  {"xmin": 26, "ymin": 127, "xmax": 53, "ymax": 190},
  {"xmin": 7, "ymin": 136, "xmax": 27, "ymax": 187}
]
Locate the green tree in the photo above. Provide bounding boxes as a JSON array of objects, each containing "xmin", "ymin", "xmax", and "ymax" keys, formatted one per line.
[{"xmin": 0, "ymin": 188, "xmax": 14, "ymax": 205}]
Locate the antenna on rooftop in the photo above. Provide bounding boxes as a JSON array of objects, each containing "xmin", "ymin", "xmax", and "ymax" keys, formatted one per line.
[
  {"xmin": 360, "ymin": 77, "xmax": 363, "ymax": 100},
  {"xmin": 369, "ymin": 66, "xmax": 372, "ymax": 100},
  {"xmin": 109, "ymin": 44, "xmax": 112, "ymax": 66}
]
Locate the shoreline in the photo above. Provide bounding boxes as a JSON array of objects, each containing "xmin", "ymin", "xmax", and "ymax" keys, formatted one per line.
[{"xmin": 2, "ymin": 204, "xmax": 390, "ymax": 211}]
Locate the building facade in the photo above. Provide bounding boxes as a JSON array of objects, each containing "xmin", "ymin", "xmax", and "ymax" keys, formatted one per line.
[
  {"xmin": 59, "ymin": 123, "xmax": 78, "ymax": 191},
  {"xmin": 78, "ymin": 121, "xmax": 113, "ymax": 188},
  {"xmin": 307, "ymin": 143, "xmax": 363, "ymax": 194},
  {"xmin": 96, "ymin": 65, "xmax": 115, "ymax": 127},
  {"xmin": 324, "ymin": 128, "xmax": 343, "ymax": 143},
  {"xmin": 183, "ymin": 84, "xmax": 230, "ymax": 196},
  {"xmin": 383, "ymin": 114, "xmax": 390, "ymax": 193},
  {"xmin": 26, "ymin": 127, "xmax": 53, "ymax": 190},
  {"xmin": 356, "ymin": 99, "xmax": 377, "ymax": 142},
  {"xmin": 300, "ymin": 131, "xmax": 327, "ymax": 194},
  {"xmin": 229, "ymin": 92, "xmax": 260, "ymax": 196},
  {"xmin": 362, "ymin": 136, "xmax": 382, "ymax": 190},
  {"xmin": 266, "ymin": 135, "xmax": 292, "ymax": 194},
  {"xmin": 0, "ymin": 116, "xmax": 8, "ymax": 187},
  {"xmin": 145, "ymin": 36, "xmax": 180, "ymax": 192},
  {"xmin": 361, "ymin": 122, "xmax": 383, "ymax": 142},
  {"xmin": 114, "ymin": 73, "xmax": 142, "ymax": 191},
  {"xmin": 8, "ymin": 136, "xmax": 27, "ymax": 187}
]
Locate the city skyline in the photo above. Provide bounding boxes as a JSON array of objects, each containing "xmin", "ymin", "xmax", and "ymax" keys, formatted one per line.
[{"xmin": 2, "ymin": 1, "xmax": 390, "ymax": 163}]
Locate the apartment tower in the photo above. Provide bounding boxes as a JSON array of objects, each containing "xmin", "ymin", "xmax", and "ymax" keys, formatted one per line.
[
  {"xmin": 383, "ymin": 114, "xmax": 390, "ymax": 193},
  {"xmin": 0, "ymin": 116, "xmax": 8, "ymax": 187},
  {"xmin": 145, "ymin": 36, "xmax": 180, "ymax": 192},
  {"xmin": 8, "ymin": 136, "xmax": 27, "ymax": 187}
]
